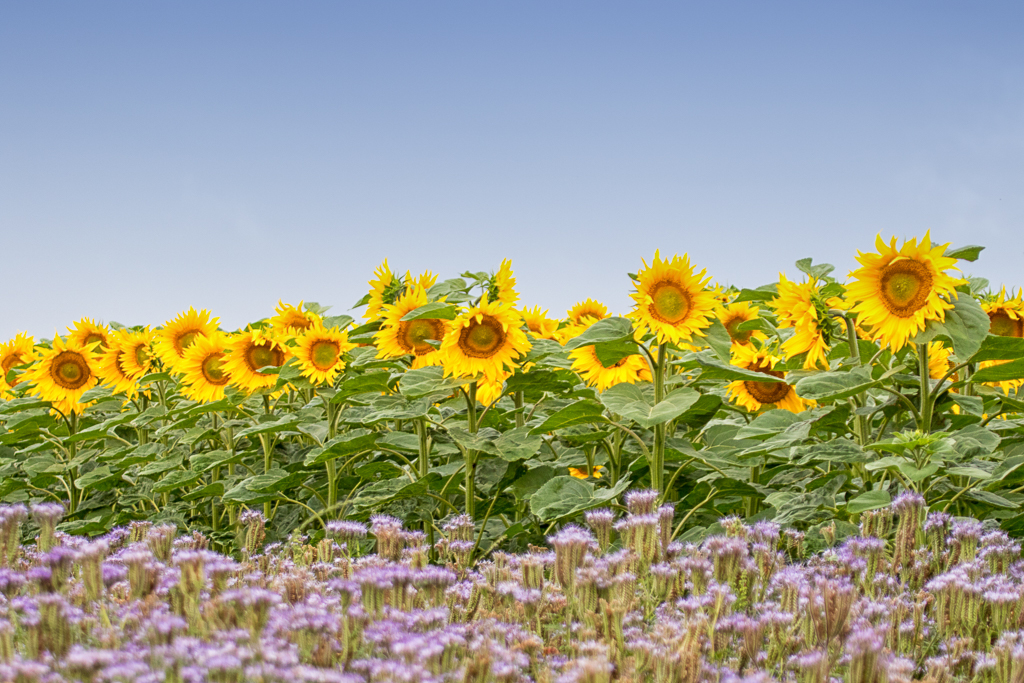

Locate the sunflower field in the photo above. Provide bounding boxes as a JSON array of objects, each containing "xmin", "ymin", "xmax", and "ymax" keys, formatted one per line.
[{"xmin": 1, "ymin": 234, "xmax": 1023, "ymax": 556}]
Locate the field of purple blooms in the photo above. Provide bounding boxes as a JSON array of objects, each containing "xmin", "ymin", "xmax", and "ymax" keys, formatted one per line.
[{"xmin": 0, "ymin": 491, "xmax": 1020, "ymax": 683}]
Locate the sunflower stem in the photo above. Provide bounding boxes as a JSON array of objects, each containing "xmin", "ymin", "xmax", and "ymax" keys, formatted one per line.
[
  {"xmin": 416, "ymin": 417, "xmax": 430, "ymax": 479},
  {"xmin": 652, "ymin": 343, "xmax": 667, "ymax": 494},
  {"xmin": 464, "ymin": 382, "xmax": 478, "ymax": 519},
  {"xmin": 844, "ymin": 314, "xmax": 870, "ymax": 446},
  {"xmin": 918, "ymin": 342, "xmax": 933, "ymax": 432},
  {"xmin": 67, "ymin": 412, "xmax": 79, "ymax": 515},
  {"xmin": 514, "ymin": 391, "xmax": 525, "ymax": 430},
  {"xmin": 325, "ymin": 396, "xmax": 339, "ymax": 516}
]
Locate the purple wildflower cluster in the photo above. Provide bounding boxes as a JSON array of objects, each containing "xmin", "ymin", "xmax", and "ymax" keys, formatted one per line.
[{"xmin": 0, "ymin": 494, "xmax": 1021, "ymax": 681}]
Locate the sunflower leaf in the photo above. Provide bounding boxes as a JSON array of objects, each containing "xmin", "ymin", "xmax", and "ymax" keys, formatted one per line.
[
  {"xmin": 972, "ymin": 358, "xmax": 1024, "ymax": 383},
  {"xmin": 598, "ymin": 384, "xmax": 700, "ymax": 429},
  {"xmin": 701, "ymin": 318, "xmax": 733, "ymax": 362},
  {"xmin": 563, "ymin": 317, "xmax": 634, "ymax": 351},
  {"xmin": 399, "ymin": 302, "xmax": 458, "ymax": 321},
  {"xmin": 593, "ymin": 339, "xmax": 640, "ymax": 367},
  {"xmin": 911, "ymin": 294, "xmax": 990, "ymax": 360},
  {"xmin": 946, "ymin": 245, "xmax": 985, "ymax": 262},
  {"xmin": 691, "ymin": 350, "xmax": 784, "ymax": 382},
  {"xmin": 529, "ymin": 400, "xmax": 607, "ymax": 434},
  {"xmin": 970, "ymin": 335, "xmax": 1024, "ymax": 363}
]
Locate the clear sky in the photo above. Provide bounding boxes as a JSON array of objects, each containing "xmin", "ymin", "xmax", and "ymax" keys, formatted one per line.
[{"xmin": 2, "ymin": 2, "xmax": 1023, "ymax": 339}]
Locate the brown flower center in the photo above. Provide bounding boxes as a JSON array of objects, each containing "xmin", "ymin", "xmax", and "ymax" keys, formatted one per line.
[
  {"xmin": 310, "ymin": 340, "xmax": 340, "ymax": 370},
  {"xmin": 50, "ymin": 351, "xmax": 91, "ymax": 390},
  {"xmin": 458, "ymin": 315, "xmax": 506, "ymax": 359},
  {"xmin": 2, "ymin": 353, "xmax": 25, "ymax": 386},
  {"xmin": 878, "ymin": 259, "xmax": 933, "ymax": 318},
  {"xmin": 724, "ymin": 314, "xmax": 753, "ymax": 344},
  {"xmin": 989, "ymin": 311, "xmax": 1024, "ymax": 338},
  {"xmin": 399, "ymin": 319, "xmax": 445, "ymax": 356},
  {"xmin": 134, "ymin": 344, "xmax": 150, "ymax": 368},
  {"xmin": 201, "ymin": 353, "xmax": 230, "ymax": 386},
  {"xmin": 174, "ymin": 330, "xmax": 202, "ymax": 356},
  {"xmin": 649, "ymin": 281, "xmax": 691, "ymax": 324},
  {"xmin": 85, "ymin": 333, "xmax": 107, "ymax": 350},
  {"xmin": 743, "ymin": 360, "xmax": 791, "ymax": 405},
  {"xmin": 245, "ymin": 342, "xmax": 285, "ymax": 373}
]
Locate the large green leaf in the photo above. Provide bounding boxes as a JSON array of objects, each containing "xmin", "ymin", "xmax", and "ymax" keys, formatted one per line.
[
  {"xmin": 399, "ymin": 302, "xmax": 458, "ymax": 321},
  {"xmin": 493, "ymin": 427, "xmax": 543, "ymax": 461},
  {"xmin": 398, "ymin": 366, "xmax": 468, "ymax": 398},
  {"xmin": 529, "ymin": 476, "xmax": 629, "ymax": 521},
  {"xmin": 598, "ymin": 385, "xmax": 701, "ymax": 428},
  {"xmin": 563, "ymin": 317, "xmax": 635, "ymax": 351},
  {"xmin": 331, "ymin": 373, "xmax": 392, "ymax": 403},
  {"xmin": 692, "ymin": 350, "xmax": 782, "ymax": 382},
  {"xmin": 972, "ymin": 359, "xmax": 1024, "ymax": 383},
  {"xmin": 911, "ymin": 295, "xmax": 990, "ymax": 360},
  {"xmin": 794, "ymin": 365, "xmax": 903, "ymax": 401},
  {"xmin": 946, "ymin": 244, "xmax": 985, "ymax": 262},
  {"xmin": 304, "ymin": 429, "xmax": 379, "ymax": 465},
  {"xmin": 530, "ymin": 400, "xmax": 607, "ymax": 434},
  {"xmin": 846, "ymin": 489, "xmax": 892, "ymax": 514},
  {"xmin": 701, "ymin": 318, "xmax": 734, "ymax": 362},
  {"xmin": 971, "ymin": 335, "xmax": 1024, "ymax": 363}
]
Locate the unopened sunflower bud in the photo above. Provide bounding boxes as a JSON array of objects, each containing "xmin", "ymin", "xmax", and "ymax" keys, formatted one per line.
[
  {"xmin": 584, "ymin": 508, "xmax": 615, "ymax": 553},
  {"xmin": 31, "ymin": 503, "xmax": 64, "ymax": 553}
]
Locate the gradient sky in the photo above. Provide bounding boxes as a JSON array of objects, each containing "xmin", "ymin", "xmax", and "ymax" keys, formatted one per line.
[{"xmin": 2, "ymin": 2, "xmax": 1023, "ymax": 339}]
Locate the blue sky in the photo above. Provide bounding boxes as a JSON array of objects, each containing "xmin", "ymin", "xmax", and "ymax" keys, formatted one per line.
[{"xmin": 2, "ymin": 2, "xmax": 1023, "ymax": 339}]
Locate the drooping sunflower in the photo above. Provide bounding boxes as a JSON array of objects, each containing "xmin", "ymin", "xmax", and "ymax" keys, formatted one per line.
[
  {"xmin": 629, "ymin": 251, "xmax": 718, "ymax": 345},
  {"xmin": 0, "ymin": 332, "xmax": 34, "ymax": 395},
  {"xmin": 223, "ymin": 328, "xmax": 291, "ymax": 394},
  {"xmin": 486, "ymin": 259, "xmax": 519, "ymax": 307},
  {"xmin": 770, "ymin": 274, "xmax": 833, "ymax": 370},
  {"xmin": 96, "ymin": 333, "xmax": 141, "ymax": 397},
  {"xmin": 846, "ymin": 234, "xmax": 963, "ymax": 352},
  {"xmin": 294, "ymin": 323, "xmax": 356, "ymax": 385},
  {"xmin": 67, "ymin": 318, "xmax": 110, "ymax": 351},
  {"xmin": 375, "ymin": 285, "xmax": 450, "ymax": 368},
  {"xmin": 726, "ymin": 344, "xmax": 808, "ymax": 414},
  {"xmin": 439, "ymin": 296, "xmax": 532, "ymax": 383},
  {"xmin": 116, "ymin": 328, "xmax": 155, "ymax": 379},
  {"xmin": 475, "ymin": 371, "xmax": 509, "ymax": 406},
  {"xmin": 270, "ymin": 301, "xmax": 321, "ymax": 337},
  {"xmin": 521, "ymin": 306, "xmax": 560, "ymax": 341},
  {"xmin": 155, "ymin": 308, "xmax": 220, "ymax": 372},
  {"xmin": 716, "ymin": 302, "xmax": 767, "ymax": 347},
  {"xmin": 983, "ymin": 288, "xmax": 1024, "ymax": 339},
  {"xmin": 178, "ymin": 332, "xmax": 231, "ymax": 404},
  {"xmin": 569, "ymin": 345, "xmax": 652, "ymax": 392},
  {"xmin": 24, "ymin": 336, "xmax": 100, "ymax": 414}
]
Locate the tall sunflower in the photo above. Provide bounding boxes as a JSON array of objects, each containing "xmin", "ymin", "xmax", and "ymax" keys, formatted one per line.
[
  {"xmin": 846, "ymin": 234, "xmax": 963, "ymax": 352},
  {"xmin": 521, "ymin": 306, "xmax": 560, "ymax": 341},
  {"xmin": 726, "ymin": 344, "xmax": 808, "ymax": 414},
  {"xmin": 116, "ymin": 328, "xmax": 155, "ymax": 380},
  {"xmin": 67, "ymin": 318, "xmax": 110, "ymax": 351},
  {"xmin": 270, "ymin": 301, "xmax": 321, "ymax": 337},
  {"xmin": 983, "ymin": 288, "xmax": 1024, "ymax": 339},
  {"xmin": 294, "ymin": 323, "xmax": 355, "ymax": 386},
  {"xmin": 375, "ymin": 285, "xmax": 450, "ymax": 368},
  {"xmin": 178, "ymin": 332, "xmax": 231, "ymax": 404},
  {"xmin": 439, "ymin": 296, "xmax": 532, "ymax": 383},
  {"xmin": 0, "ymin": 332, "xmax": 34, "ymax": 395},
  {"xmin": 770, "ymin": 274, "xmax": 833, "ymax": 370},
  {"xmin": 96, "ymin": 332, "xmax": 140, "ymax": 398},
  {"xmin": 24, "ymin": 336, "xmax": 100, "ymax": 414},
  {"xmin": 155, "ymin": 308, "xmax": 220, "ymax": 372},
  {"xmin": 716, "ymin": 302, "xmax": 766, "ymax": 347},
  {"xmin": 569, "ymin": 346, "xmax": 652, "ymax": 392},
  {"xmin": 223, "ymin": 328, "xmax": 291, "ymax": 394},
  {"xmin": 629, "ymin": 251, "xmax": 717, "ymax": 345},
  {"xmin": 486, "ymin": 259, "xmax": 519, "ymax": 307}
]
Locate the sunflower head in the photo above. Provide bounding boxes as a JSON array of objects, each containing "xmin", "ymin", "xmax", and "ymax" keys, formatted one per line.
[
  {"xmin": 983, "ymin": 288, "xmax": 1024, "ymax": 339},
  {"xmin": 0, "ymin": 332, "xmax": 34, "ymax": 393},
  {"xmin": 726, "ymin": 344, "xmax": 809, "ymax": 414},
  {"xmin": 716, "ymin": 302, "xmax": 766, "ymax": 347},
  {"xmin": 67, "ymin": 318, "xmax": 110, "ymax": 351},
  {"xmin": 363, "ymin": 260, "xmax": 408, "ymax": 322},
  {"xmin": 569, "ymin": 465, "xmax": 604, "ymax": 480},
  {"xmin": 223, "ymin": 328, "xmax": 291, "ymax": 394},
  {"xmin": 569, "ymin": 345, "xmax": 651, "ymax": 392},
  {"xmin": 375, "ymin": 285, "xmax": 450, "ymax": 369},
  {"xmin": 24, "ymin": 336, "xmax": 100, "ymax": 414},
  {"xmin": 846, "ymin": 234, "xmax": 964, "ymax": 351},
  {"xmin": 179, "ymin": 332, "xmax": 231, "ymax": 404},
  {"xmin": 439, "ymin": 296, "xmax": 532, "ymax": 383},
  {"xmin": 295, "ymin": 323, "xmax": 356, "ymax": 386},
  {"xmin": 629, "ymin": 251, "xmax": 717, "ymax": 345},
  {"xmin": 155, "ymin": 308, "xmax": 220, "ymax": 372},
  {"xmin": 484, "ymin": 259, "xmax": 519, "ymax": 307},
  {"xmin": 771, "ymin": 274, "xmax": 836, "ymax": 370},
  {"xmin": 116, "ymin": 328, "xmax": 155, "ymax": 380},
  {"xmin": 271, "ymin": 301, "xmax": 321, "ymax": 337},
  {"xmin": 521, "ymin": 306, "xmax": 560, "ymax": 341},
  {"xmin": 567, "ymin": 299, "xmax": 609, "ymax": 326}
]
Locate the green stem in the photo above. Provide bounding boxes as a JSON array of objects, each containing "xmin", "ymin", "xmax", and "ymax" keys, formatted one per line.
[
  {"xmin": 416, "ymin": 417, "xmax": 430, "ymax": 479},
  {"xmin": 652, "ymin": 343, "xmax": 667, "ymax": 494},
  {"xmin": 465, "ymin": 382, "xmax": 478, "ymax": 519},
  {"xmin": 67, "ymin": 412, "xmax": 79, "ymax": 514},
  {"xmin": 514, "ymin": 391, "xmax": 525, "ymax": 429},
  {"xmin": 918, "ymin": 343, "xmax": 932, "ymax": 432}
]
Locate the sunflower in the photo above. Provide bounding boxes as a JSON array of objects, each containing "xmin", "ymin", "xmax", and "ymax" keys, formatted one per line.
[
  {"xmin": 521, "ymin": 306, "xmax": 560, "ymax": 340},
  {"xmin": 567, "ymin": 299, "xmax": 609, "ymax": 326},
  {"xmin": 629, "ymin": 251, "xmax": 717, "ymax": 345},
  {"xmin": 569, "ymin": 465, "xmax": 604, "ymax": 479},
  {"xmin": 294, "ymin": 323, "xmax": 356, "ymax": 385},
  {"xmin": 983, "ymin": 288, "xmax": 1024, "ymax": 339},
  {"xmin": 475, "ymin": 372, "xmax": 509, "ymax": 406},
  {"xmin": 24, "ymin": 336, "xmax": 100, "ymax": 414},
  {"xmin": 116, "ymin": 328, "xmax": 155, "ymax": 379},
  {"xmin": 270, "ymin": 301, "xmax": 321, "ymax": 337},
  {"xmin": 439, "ymin": 296, "xmax": 532, "ymax": 383},
  {"xmin": 67, "ymin": 318, "xmax": 110, "ymax": 351},
  {"xmin": 569, "ymin": 345, "xmax": 652, "ymax": 392},
  {"xmin": 223, "ymin": 328, "xmax": 291, "ymax": 394},
  {"xmin": 178, "ymin": 332, "xmax": 231, "ymax": 404},
  {"xmin": 155, "ymin": 308, "xmax": 220, "ymax": 372},
  {"xmin": 726, "ymin": 344, "xmax": 808, "ymax": 414},
  {"xmin": 770, "ymin": 274, "xmax": 833, "ymax": 370},
  {"xmin": 0, "ymin": 332, "xmax": 34, "ymax": 395},
  {"xmin": 923, "ymin": 342, "xmax": 956, "ymax": 381},
  {"xmin": 95, "ymin": 333, "xmax": 140, "ymax": 397},
  {"xmin": 375, "ymin": 285, "xmax": 450, "ymax": 369},
  {"xmin": 846, "ymin": 234, "xmax": 963, "ymax": 352},
  {"xmin": 486, "ymin": 259, "xmax": 519, "ymax": 307},
  {"xmin": 716, "ymin": 302, "xmax": 766, "ymax": 347}
]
